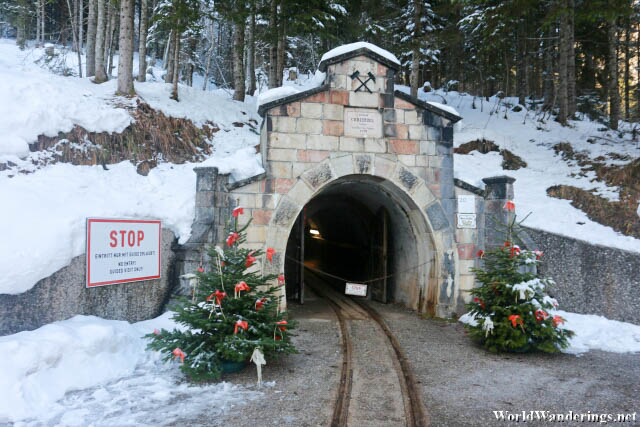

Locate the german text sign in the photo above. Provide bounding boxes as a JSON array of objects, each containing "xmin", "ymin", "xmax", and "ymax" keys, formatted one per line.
[
  {"xmin": 344, "ymin": 109, "xmax": 382, "ymax": 138},
  {"xmin": 86, "ymin": 218, "xmax": 161, "ymax": 287},
  {"xmin": 345, "ymin": 283, "xmax": 368, "ymax": 297}
]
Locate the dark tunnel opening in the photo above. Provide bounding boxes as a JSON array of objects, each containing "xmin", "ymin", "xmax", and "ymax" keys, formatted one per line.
[{"xmin": 284, "ymin": 175, "xmax": 429, "ymax": 305}]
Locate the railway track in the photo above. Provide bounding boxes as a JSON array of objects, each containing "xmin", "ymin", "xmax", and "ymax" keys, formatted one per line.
[{"xmin": 304, "ymin": 268, "xmax": 429, "ymax": 427}]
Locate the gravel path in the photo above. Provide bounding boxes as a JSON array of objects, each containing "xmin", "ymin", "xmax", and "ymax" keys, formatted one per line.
[
  {"xmin": 205, "ymin": 298, "xmax": 639, "ymax": 427},
  {"xmin": 373, "ymin": 302, "xmax": 640, "ymax": 427}
]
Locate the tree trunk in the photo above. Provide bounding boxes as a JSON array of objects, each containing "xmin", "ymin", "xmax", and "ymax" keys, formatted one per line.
[
  {"xmin": 624, "ymin": 18, "xmax": 630, "ymax": 120},
  {"xmin": 558, "ymin": 8, "xmax": 568, "ymax": 126},
  {"xmin": 86, "ymin": 0, "xmax": 97, "ymax": 76},
  {"xmin": 247, "ymin": 1, "xmax": 256, "ymax": 95},
  {"xmin": 94, "ymin": 0, "xmax": 107, "ymax": 82},
  {"xmin": 117, "ymin": 0, "xmax": 134, "ymax": 94},
  {"xmin": 106, "ymin": 5, "xmax": 117, "ymax": 77},
  {"xmin": 16, "ymin": 0, "xmax": 27, "ymax": 50},
  {"xmin": 72, "ymin": 0, "xmax": 78, "ymax": 52},
  {"xmin": 66, "ymin": 0, "xmax": 83, "ymax": 76},
  {"xmin": 516, "ymin": 20, "xmax": 526, "ymax": 105},
  {"xmin": 78, "ymin": 0, "xmax": 83, "ymax": 51},
  {"xmin": 137, "ymin": 0, "xmax": 148, "ymax": 82},
  {"xmin": 409, "ymin": 0, "xmax": 421, "ymax": 98},
  {"xmin": 232, "ymin": 19, "xmax": 246, "ymax": 101},
  {"xmin": 41, "ymin": 0, "xmax": 45, "ymax": 44},
  {"xmin": 36, "ymin": 0, "xmax": 41, "ymax": 47},
  {"xmin": 202, "ymin": 24, "xmax": 214, "ymax": 91},
  {"xmin": 268, "ymin": 0, "xmax": 278, "ymax": 88},
  {"xmin": 165, "ymin": 30, "xmax": 174, "ymax": 83},
  {"xmin": 543, "ymin": 27, "xmax": 555, "ymax": 110},
  {"xmin": 608, "ymin": 16, "xmax": 620, "ymax": 130},
  {"xmin": 171, "ymin": 27, "xmax": 180, "ymax": 101},
  {"xmin": 566, "ymin": 0, "xmax": 576, "ymax": 117},
  {"xmin": 276, "ymin": 2, "xmax": 285, "ymax": 87}
]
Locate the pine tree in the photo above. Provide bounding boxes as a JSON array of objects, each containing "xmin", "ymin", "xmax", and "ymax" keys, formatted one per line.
[
  {"xmin": 146, "ymin": 208, "xmax": 296, "ymax": 381},
  {"xmin": 464, "ymin": 201, "xmax": 574, "ymax": 353}
]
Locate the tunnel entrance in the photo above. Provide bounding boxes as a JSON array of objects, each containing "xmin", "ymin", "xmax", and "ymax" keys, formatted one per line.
[{"xmin": 284, "ymin": 175, "xmax": 434, "ymax": 309}]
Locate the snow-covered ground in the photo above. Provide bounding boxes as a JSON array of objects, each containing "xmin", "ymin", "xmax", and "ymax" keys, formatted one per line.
[
  {"xmin": 395, "ymin": 86, "xmax": 640, "ymax": 254},
  {"xmin": 0, "ymin": 39, "xmax": 263, "ymax": 294},
  {"xmin": 0, "ymin": 313, "xmax": 263, "ymax": 425},
  {"xmin": 459, "ymin": 309, "xmax": 640, "ymax": 355}
]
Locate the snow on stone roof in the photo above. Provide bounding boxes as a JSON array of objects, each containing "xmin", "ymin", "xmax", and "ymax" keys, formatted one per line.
[{"xmin": 320, "ymin": 42, "xmax": 400, "ymax": 66}]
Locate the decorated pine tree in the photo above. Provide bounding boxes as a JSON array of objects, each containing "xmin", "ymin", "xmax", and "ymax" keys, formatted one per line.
[
  {"xmin": 146, "ymin": 207, "xmax": 296, "ymax": 381},
  {"xmin": 464, "ymin": 201, "xmax": 574, "ymax": 353}
]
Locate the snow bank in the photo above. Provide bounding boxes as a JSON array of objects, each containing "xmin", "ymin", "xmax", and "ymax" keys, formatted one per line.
[
  {"xmin": 136, "ymin": 82, "xmax": 261, "ymax": 129},
  {"xmin": 0, "ymin": 162, "xmax": 195, "ymax": 294},
  {"xmin": 0, "ymin": 313, "xmax": 260, "ymax": 424},
  {"xmin": 458, "ymin": 311, "xmax": 640, "ymax": 354},
  {"xmin": 555, "ymin": 310, "xmax": 640, "ymax": 355},
  {"xmin": 0, "ymin": 40, "xmax": 131, "ymax": 161},
  {"xmin": 320, "ymin": 41, "xmax": 400, "ymax": 65},
  {"xmin": 412, "ymin": 88, "xmax": 640, "ymax": 253},
  {"xmin": 0, "ymin": 40, "xmax": 264, "ymax": 295}
]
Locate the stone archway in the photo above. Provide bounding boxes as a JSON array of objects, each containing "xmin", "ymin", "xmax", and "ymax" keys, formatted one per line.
[{"xmin": 263, "ymin": 155, "xmax": 452, "ymax": 316}]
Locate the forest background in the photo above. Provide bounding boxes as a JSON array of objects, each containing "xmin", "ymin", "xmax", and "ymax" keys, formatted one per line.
[{"xmin": 2, "ymin": 0, "xmax": 639, "ymax": 131}]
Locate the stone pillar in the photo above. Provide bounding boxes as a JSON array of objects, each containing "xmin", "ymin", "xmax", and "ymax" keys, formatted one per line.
[
  {"xmin": 482, "ymin": 175, "xmax": 515, "ymax": 249},
  {"xmin": 175, "ymin": 167, "xmax": 231, "ymax": 285}
]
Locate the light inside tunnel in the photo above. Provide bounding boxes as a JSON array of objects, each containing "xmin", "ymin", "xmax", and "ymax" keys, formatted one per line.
[{"xmin": 284, "ymin": 175, "xmax": 435, "ymax": 309}]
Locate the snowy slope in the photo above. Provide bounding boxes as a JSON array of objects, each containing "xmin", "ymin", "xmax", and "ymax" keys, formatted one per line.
[
  {"xmin": 396, "ymin": 86, "xmax": 640, "ymax": 253},
  {"xmin": 0, "ymin": 40, "xmax": 263, "ymax": 294}
]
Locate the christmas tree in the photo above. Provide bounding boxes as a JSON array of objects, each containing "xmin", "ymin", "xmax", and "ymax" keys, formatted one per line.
[
  {"xmin": 146, "ymin": 207, "xmax": 297, "ymax": 381},
  {"xmin": 465, "ymin": 200, "xmax": 574, "ymax": 353}
]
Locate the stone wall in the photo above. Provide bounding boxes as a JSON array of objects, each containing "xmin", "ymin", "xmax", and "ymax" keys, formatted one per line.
[
  {"xmin": 524, "ymin": 227, "xmax": 640, "ymax": 325},
  {"xmin": 453, "ymin": 180, "xmax": 486, "ymax": 314},
  {"xmin": 233, "ymin": 53, "xmax": 461, "ymax": 317},
  {"xmin": 0, "ymin": 229, "xmax": 178, "ymax": 336}
]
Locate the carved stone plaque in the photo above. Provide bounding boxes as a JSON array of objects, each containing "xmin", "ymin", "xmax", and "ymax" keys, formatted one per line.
[{"xmin": 344, "ymin": 109, "xmax": 382, "ymax": 138}]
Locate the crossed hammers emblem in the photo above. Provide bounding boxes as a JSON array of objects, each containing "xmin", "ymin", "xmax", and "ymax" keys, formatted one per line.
[{"xmin": 349, "ymin": 70, "xmax": 376, "ymax": 93}]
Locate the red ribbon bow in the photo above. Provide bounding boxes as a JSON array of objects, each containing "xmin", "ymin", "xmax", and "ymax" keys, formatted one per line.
[
  {"xmin": 508, "ymin": 314, "xmax": 523, "ymax": 328},
  {"xmin": 197, "ymin": 267, "xmax": 204, "ymax": 273},
  {"xmin": 503, "ymin": 201, "xmax": 515, "ymax": 211},
  {"xmin": 172, "ymin": 348, "xmax": 185, "ymax": 363},
  {"xmin": 246, "ymin": 251, "xmax": 256, "ymax": 268},
  {"xmin": 207, "ymin": 290, "xmax": 227, "ymax": 305},
  {"xmin": 232, "ymin": 207, "xmax": 244, "ymax": 217},
  {"xmin": 226, "ymin": 232, "xmax": 239, "ymax": 247},
  {"xmin": 275, "ymin": 320, "xmax": 288, "ymax": 332},
  {"xmin": 277, "ymin": 274, "xmax": 285, "ymax": 286},
  {"xmin": 255, "ymin": 297, "xmax": 267, "ymax": 311},
  {"xmin": 535, "ymin": 309, "xmax": 549, "ymax": 322},
  {"xmin": 534, "ymin": 250, "xmax": 544, "ymax": 260},
  {"xmin": 552, "ymin": 315, "xmax": 565, "ymax": 327},
  {"xmin": 234, "ymin": 320, "xmax": 248, "ymax": 334},
  {"xmin": 266, "ymin": 248, "xmax": 276, "ymax": 263},
  {"xmin": 235, "ymin": 281, "xmax": 251, "ymax": 296},
  {"xmin": 476, "ymin": 250, "xmax": 485, "ymax": 259},
  {"xmin": 473, "ymin": 297, "xmax": 485, "ymax": 309},
  {"xmin": 509, "ymin": 245, "xmax": 521, "ymax": 258}
]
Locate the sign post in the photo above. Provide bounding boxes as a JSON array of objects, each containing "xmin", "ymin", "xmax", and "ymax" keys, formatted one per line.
[{"xmin": 86, "ymin": 218, "xmax": 162, "ymax": 287}]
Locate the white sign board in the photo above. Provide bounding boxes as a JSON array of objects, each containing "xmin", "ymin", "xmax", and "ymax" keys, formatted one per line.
[
  {"xmin": 457, "ymin": 195, "xmax": 476, "ymax": 214},
  {"xmin": 457, "ymin": 213, "xmax": 477, "ymax": 229},
  {"xmin": 86, "ymin": 218, "xmax": 161, "ymax": 287},
  {"xmin": 345, "ymin": 282, "xmax": 368, "ymax": 297},
  {"xmin": 344, "ymin": 109, "xmax": 382, "ymax": 138}
]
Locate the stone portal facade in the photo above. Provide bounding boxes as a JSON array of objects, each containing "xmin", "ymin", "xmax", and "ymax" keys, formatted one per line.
[{"xmin": 179, "ymin": 45, "xmax": 478, "ymax": 318}]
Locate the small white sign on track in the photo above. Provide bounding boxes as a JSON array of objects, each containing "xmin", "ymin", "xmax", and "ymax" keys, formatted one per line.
[{"xmin": 345, "ymin": 283, "xmax": 368, "ymax": 297}]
